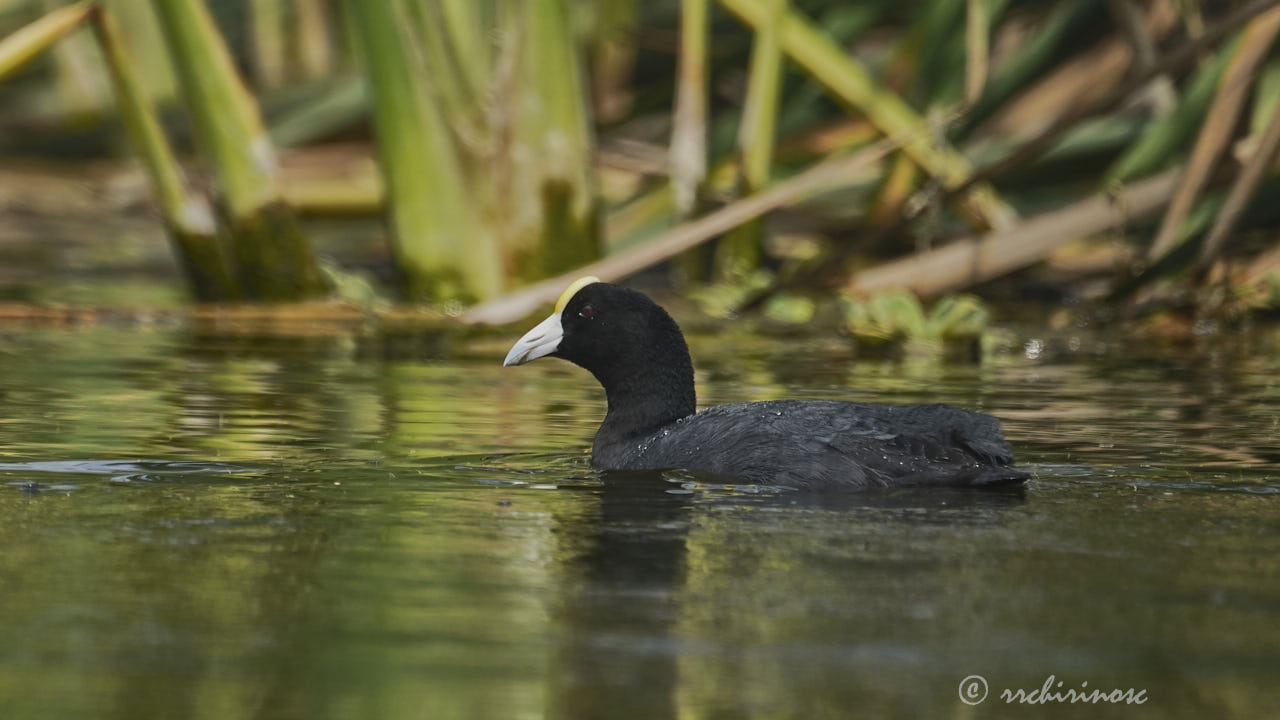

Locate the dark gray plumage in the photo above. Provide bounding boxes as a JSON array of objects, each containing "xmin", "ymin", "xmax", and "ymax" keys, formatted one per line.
[
  {"xmin": 505, "ymin": 281, "xmax": 1028, "ymax": 490},
  {"xmin": 593, "ymin": 400, "xmax": 1026, "ymax": 489}
]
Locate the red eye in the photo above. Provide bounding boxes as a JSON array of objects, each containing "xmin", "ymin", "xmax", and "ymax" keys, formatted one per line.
[{"xmin": 579, "ymin": 304, "xmax": 597, "ymax": 320}]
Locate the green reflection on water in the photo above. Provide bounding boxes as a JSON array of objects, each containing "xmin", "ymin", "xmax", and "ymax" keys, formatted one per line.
[{"xmin": 0, "ymin": 326, "xmax": 1278, "ymax": 719}]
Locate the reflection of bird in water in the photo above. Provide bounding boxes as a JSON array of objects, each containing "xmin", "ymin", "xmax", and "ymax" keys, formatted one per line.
[
  {"xmin": 549, "ymin": 470, "xmax": 692, "ymax": 719},
  {"xmin": 547, "ymin": 468, "xmax": 1024, "ymax": 717}
]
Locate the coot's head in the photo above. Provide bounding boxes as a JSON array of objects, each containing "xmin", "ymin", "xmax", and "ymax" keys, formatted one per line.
[{"xmin": 503, "ymin": 277, "xmax": 696, "ymax": 420}]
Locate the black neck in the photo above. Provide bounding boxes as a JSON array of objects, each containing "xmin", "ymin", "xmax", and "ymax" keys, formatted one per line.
[{"xmin": 591, "ymin": 345, "xmax": 696, "ymax": 446}]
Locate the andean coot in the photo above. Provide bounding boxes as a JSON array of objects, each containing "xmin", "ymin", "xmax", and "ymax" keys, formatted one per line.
[{"xmin": 503, "ymin": 277, "xmax": 1029, "ymax": 489}]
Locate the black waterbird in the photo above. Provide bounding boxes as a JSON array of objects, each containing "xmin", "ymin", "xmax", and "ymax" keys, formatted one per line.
[{"xmin": 504, "ymin": 277, "xmax": 1029, "ymax": 490}]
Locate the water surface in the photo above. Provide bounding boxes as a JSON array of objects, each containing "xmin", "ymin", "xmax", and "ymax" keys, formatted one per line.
[{"xmin": 1, "ymin": 324, "xmax": 1277, "ymax": 719}]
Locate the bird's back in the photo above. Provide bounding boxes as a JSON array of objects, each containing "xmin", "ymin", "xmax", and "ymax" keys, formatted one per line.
[{"xmin": 595, "ymin": 400, "xmax": 1028, "ymax": 489}]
